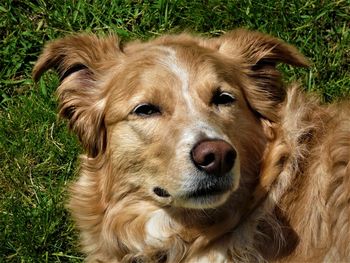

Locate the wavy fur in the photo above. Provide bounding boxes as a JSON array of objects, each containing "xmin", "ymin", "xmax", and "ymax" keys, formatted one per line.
[{"xmin": 34, "ymin": 29, "xmax": 350, "ymax": 262}]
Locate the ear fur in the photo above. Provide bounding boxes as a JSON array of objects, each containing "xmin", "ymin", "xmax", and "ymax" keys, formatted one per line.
[
  {"xmin": 33, "ymin": 34, "xmax": 122, "ymax": 157},
  {"xmin": 215, "ymin": 29, "xmax": 309, "ymax": 122}
]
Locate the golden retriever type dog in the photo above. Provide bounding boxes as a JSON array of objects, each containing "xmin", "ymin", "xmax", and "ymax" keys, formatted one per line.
[{"xmin": 33, "ymin": 29, "xmax": 350, "ymax": 262}]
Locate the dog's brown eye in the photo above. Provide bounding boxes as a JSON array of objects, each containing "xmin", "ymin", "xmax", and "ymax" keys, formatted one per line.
[
  {"xmin": 133, "ymin": 103, "xmax": 161, "ymax": 116},
  {"xmin": 212, "ymin": 91, "xmax": 236, "ymax": 106}
]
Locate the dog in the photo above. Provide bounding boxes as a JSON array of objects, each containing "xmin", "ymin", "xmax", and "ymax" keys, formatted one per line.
[{"xmin": 33, "ymin": 29, "xmax": 350, "ymax": 262}]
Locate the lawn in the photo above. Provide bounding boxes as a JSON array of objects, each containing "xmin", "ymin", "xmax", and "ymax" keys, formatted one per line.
[{"xmin": 0, "ymin": 0, "xmax": 349, "ymax": 262}]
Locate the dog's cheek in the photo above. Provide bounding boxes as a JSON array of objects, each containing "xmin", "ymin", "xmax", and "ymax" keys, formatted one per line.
[
  {"xmin": 108, "ymin": 122, "xmax": 174, "ymax": 188},
  {"xmin": 224, "ymin": 108, "xmax": 267, "ymax": 190},
  {"xmin": 108, "ymin": 123, "xmax": 149, "ymax": 181}
]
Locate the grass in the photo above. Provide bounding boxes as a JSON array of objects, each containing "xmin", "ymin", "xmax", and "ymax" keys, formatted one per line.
[{"xmin": 0, "ymin": 0, "xmax": 349, "ymax": 262}]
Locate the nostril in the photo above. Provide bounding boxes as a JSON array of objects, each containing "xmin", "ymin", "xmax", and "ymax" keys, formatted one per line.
[
  {"xmin": 223, "ymin": 150, "xmax": 236, "ymax": 173},
  {"xmin": 225, "ymin": 150, "xmax": 236, "ymax": 165},
  {"xmin": 203, "ymin": 153, "xmax": 216, "ymax": 166}
]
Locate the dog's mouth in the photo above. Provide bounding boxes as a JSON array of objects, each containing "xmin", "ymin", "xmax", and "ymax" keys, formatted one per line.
[
  {"xmin": 179, "ymin": 181, "xmax": 233, "ymax": 209},
  {"xmin": 186, "ymin": 184, "xmax": 230, "ymax": 199},
  {"xmin": 153, "ymin": 184, "xmax": 229, "ymax": 198},
  {"xmin": 153, "ymin": 173, "xmax": 235, "ymax": 208}
]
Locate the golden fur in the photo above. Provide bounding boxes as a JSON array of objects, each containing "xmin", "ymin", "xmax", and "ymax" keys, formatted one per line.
[{"xmin": 33, "ymin": 29, "xmax": 350, "ymax": 262}]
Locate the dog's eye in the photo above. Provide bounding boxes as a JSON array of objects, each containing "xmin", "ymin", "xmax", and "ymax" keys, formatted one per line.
[
  {"xmin": 212, "ymin": 91, "xmax": 236, "ymax": 106},
  {"xmin": 133, "ymin": 103, "xmax": 161, "ymax": 116}
]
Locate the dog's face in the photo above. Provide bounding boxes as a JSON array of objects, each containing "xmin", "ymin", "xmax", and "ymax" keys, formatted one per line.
[
  {"xmin": 105, "ymin": 44, "xmax": 253, "ymax": 209},
  {"xmin": 33, "ymin": 30, "xmax": 308, "ymax": 209}
]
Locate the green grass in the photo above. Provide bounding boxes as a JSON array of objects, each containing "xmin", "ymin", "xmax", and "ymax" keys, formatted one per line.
[{"xmin": 0, "ymin": 0, "xmax": 349, "ymax": 262}]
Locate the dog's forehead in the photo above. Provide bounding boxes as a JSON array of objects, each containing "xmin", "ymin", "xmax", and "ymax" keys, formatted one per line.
[
  {"xmin": 154, "ymin": 44, "xmax": 217, "ymax": 73},
  {"xmin": 119, "ymin": 43, "xmax": 218, "ymax": 93},
  {"xmin": 106, "ymin": 42, "xmax": 233, "ymax": 122},
  {"xmin": 155, "ymin": 46, "xmax": 196, "ymax": 113},
  {"xmin": 137, "ymin": 44, "xmax": 221, "ymax": 91},
  {"xmin": 126, "ymin": 41, "xmax": 219, "ymax": 78}
]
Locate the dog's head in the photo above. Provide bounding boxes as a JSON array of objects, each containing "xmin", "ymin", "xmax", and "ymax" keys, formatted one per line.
[{"xmin": 33, "ymin": 29, "xmax": 308, "ymax": 209}]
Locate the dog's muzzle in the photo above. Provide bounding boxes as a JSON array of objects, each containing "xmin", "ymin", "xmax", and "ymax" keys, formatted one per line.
[{"xmin": 153, "ymin": 139, "xmax": 237, "ymax": 208}]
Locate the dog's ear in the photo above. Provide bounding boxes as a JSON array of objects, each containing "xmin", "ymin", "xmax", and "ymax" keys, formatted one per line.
[
  {"xmin": 33, "ymin": 34, "xmax": 122, "ymax": 157},
  {"xmin": 213, "ymin": 29, "xmax": 309, "ymax": 122}
]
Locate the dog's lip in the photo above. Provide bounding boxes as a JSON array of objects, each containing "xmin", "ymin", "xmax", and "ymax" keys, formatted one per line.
[
  {"xmin": 185, "ymin": 184, "xmax": 230, "ymax": 199},
  {"xmin": 182, "ymin": 172, "xmax": 234, "ymax": 199}
]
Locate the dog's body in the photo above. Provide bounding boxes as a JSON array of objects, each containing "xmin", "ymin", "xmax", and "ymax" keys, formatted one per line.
[{"xmin": 34, "ymin": 29, "xmax": 350, "ymax": 262}]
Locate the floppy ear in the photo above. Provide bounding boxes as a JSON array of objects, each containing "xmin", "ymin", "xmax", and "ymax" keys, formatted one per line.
[
  {"xmin": 33, "ymin": 34, "xmax": 122, "ymax": 157},
  {"xmin": 214, "ymin": 29, "xmax": 309, "ymax": 122}
]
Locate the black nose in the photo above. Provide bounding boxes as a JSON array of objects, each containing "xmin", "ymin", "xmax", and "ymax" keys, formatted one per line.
[{"xmin": 191, "ymin": 139, "xmax": 236, "ymax": 176}]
